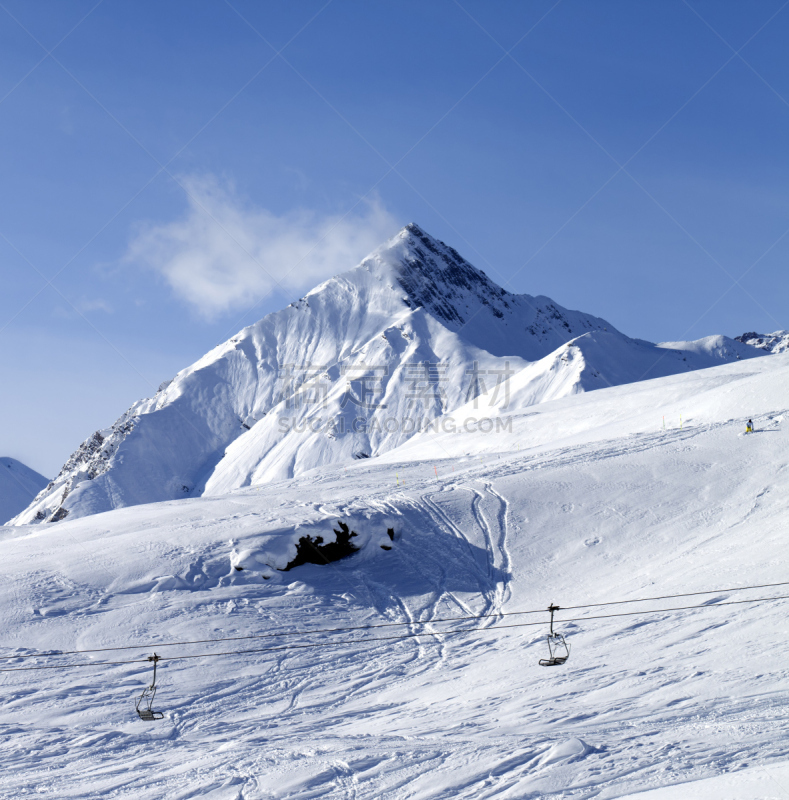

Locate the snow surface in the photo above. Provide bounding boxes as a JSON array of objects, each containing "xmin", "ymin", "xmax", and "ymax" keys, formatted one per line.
[
  {"xmin": 618, "ymin": 761, "xmax": 789, "ymax": 799},
  {"xmin": 10, "ymin": 225, "xmax": 768, "ymax": 528},
  {"xmin": 2, "ymin": 352, "xmax": 789, "ymax": 798},
  {"xmin": 0, "ymin": 457, "xmax": 48, "ymax": 524}
]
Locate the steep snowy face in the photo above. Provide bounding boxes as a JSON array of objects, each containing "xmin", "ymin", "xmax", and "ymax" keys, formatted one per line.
[
  {"xmin": 209, "ymin": 323, "xmax": 763, "ymax": 494},
  {"xmin": 0, "ymin": 458, "xmax": 48, "ymax": 525},
  {"xmin": 735, "ymin": 330, "xmax": 789, "ymax": 354},
  {"xmin": 359, "ymin": 223, "xmax": 616, "ymax": 361},
  {"xmin": 202, "ymin": 310, "xmax": 528, "ymax": 495}
]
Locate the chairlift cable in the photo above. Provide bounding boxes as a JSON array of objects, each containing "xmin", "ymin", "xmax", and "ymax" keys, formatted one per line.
[
  {"xmin": 557, "ymin": 579, "xmax": 789, "ymax": 611},
  {"xmin": 4, "ymin": 578, "xmax": 789, "ymax": 662},
  {"xmin": 3, "ymin": 591, "xmax": 789, "ymax": 674}
]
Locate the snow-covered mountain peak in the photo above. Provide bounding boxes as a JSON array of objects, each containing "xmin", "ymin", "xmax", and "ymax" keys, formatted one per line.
[
  {"xmin": 357, "ymin": 222, "xmax": 510, "ymax": 328},
  {"xmin": 735, "ymin": 330, "xmax": 789, "ymax": 354}
]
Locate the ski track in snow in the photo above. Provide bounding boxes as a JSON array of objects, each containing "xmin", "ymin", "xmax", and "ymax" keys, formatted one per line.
[
  {"xmin": 482, "ymin": 483, "xmax": 513, "ymax": 610},
  {"xmin": 420, "ymin": 490, "xmax": 495, "ymax": 619}
]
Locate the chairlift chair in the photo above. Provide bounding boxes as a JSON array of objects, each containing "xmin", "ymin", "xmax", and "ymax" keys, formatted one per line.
[
  {"xmin": 135, "ymin": 653, "xmax": 164, "ymax": 721},
  {"xmin": 539, "ymin": 604, "xmax": 570, "ymax": 667}
]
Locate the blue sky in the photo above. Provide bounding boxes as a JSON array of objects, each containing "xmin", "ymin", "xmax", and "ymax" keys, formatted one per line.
[{"xmin": 2, "ymin": 0, "xmax": 788, "ymax": 477}]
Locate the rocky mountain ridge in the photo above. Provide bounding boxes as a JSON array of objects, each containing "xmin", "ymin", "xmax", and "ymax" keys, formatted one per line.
[{"xmin": 735, "ymin": 330, "xmax": 789, "ymax": 354}]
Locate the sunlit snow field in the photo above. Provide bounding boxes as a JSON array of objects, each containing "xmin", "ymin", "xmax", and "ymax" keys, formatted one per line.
[{"xmin": 2, "ymin": 353, "xmax": 789, "ymax": 798}]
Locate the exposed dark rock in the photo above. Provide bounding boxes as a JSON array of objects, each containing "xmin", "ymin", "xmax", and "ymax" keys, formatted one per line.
[
  {"xmin": 283, "ymin": 521, "xmax": 360, "ymax": 571},
  {"xmin": 393, "ymin": 223, "xmax": 514, "ymax": 328},
  {"xmin": 25, "ymin": 413, "xmax": 139, "ymax": 519}
]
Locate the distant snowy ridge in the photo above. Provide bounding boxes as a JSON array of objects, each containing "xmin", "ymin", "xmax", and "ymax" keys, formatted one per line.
[
  {"xmin": 8, "ymin": 224, "xmax": 767, "ymax": 526},
  {"xmin": 735, "ymin": 329, "xmax": 789, "ymax": 354},
  {"xmin": 462, "ymin": 330, "xmax": 763, "ymax": 414},
  {"xmin": 0, "ymin": 457, "xmax": 48, "ymax": 524}
]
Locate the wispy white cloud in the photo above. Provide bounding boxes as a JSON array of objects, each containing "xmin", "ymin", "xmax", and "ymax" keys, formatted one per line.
[
  {"xmin": 53, "ymin": 296, "xmax": 113, "ymax": 319},
  {"xmin": 126, "ymin": 175, "xmax": 400, "ymax": 319},
  {"xmin": 75, "ymin": 297, "xmax": 112, "ymax": 314}
]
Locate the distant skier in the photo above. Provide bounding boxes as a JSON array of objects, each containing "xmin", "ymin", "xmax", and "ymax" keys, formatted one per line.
[{"xmin": 746, "ymin": 419, "xmax": 754, "ymax": 433}]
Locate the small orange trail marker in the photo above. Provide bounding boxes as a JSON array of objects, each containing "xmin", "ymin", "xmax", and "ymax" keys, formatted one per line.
[{"xmin": 434, "ymin": 465, "xmax": 438, "ymax": 477}]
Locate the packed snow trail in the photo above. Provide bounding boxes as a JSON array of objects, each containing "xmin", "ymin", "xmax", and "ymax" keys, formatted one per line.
[{"xmin": 2, "ymin": 354, "xmax": 789, "ymax": 798}]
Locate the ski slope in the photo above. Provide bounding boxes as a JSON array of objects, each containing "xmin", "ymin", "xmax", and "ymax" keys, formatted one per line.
[{"xmin": 1, "ymin": 353, "xmax": 789, "ymax": 798}]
